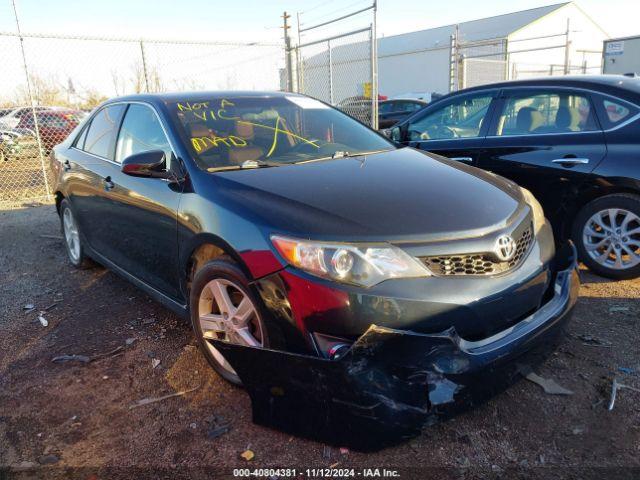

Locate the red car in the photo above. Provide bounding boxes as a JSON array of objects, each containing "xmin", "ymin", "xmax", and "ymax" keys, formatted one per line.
[{"xmin": 15, "ymin": 109, "xmax": 82, "ymax": 151}]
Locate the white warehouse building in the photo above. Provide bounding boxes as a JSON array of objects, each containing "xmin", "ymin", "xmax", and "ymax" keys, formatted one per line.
[
  {"xmin": 378, "ymin": 1, "xmax": 607, "ymax": 96},
  {"xmin": 297, "ymin": 2, "xmax": 608, "ymax": 104}
]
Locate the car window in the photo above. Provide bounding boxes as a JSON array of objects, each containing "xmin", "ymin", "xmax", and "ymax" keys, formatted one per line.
[
  {"xmin": 407, "ymin": 92, "xmax": 494, "ymax": 141},
  {"xmin": 602, "ymin": 99, "xmax": 631, "ymax": 126},
  {"xmin": 82, "ymin": 104, "xmax": 125, "ymax": 159},
  {"xmin": 405, "ymin": 102, "xmax": 423, "ymax": 112},
  {"xmin": 169, "ymin": 96, "xmax": 393, "ymax": 171},
  {"xmin": 115, "ymin": 104, "xmax": 172, "ymax": 165},
  {"xmin": 75, "ymin": 125, "xmax": 89, "ymax": 149},
  {"xmin": 378, "ymin": 102, "xmax": 394, "ymax": 114},
  {"xmin": 497, "ymin": 92, "xmax": 597, "ymax": 136}
]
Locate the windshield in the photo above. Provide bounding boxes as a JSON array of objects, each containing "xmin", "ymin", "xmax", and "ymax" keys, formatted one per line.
[{"xmin": 168, "ymin": 95, "xmax": 394, "ymax": 171}]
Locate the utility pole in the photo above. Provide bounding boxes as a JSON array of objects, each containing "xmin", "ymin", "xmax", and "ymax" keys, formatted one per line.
[{"xmin": 282, "ymin": 11, "xmax": 294, "ymax": 92}]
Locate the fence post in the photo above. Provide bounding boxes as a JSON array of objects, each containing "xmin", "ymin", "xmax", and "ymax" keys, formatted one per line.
[
  {"xmin": 563, "ymin": 18, "xmax": 571, "ymax": 75},
  {"xmin": 139, "ymin": 40, "xmax": 150, "ymax": 92},
  {"xmin": 328, "ymin": 39, "xmax": 333, "ymax": 104},
  {"xmin": 282, "ymin": 11, "xmax": 294, "ymax": 92},
  {"xmin": 370, "ymin": 1, "xmax": 378, "ymax": 130},
  {"xmin": 11, "ymin": 0, "xmax": 50, "ymax": 200}
]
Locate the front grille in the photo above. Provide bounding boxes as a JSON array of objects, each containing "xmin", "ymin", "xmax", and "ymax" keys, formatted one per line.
[{"xmin": 422, "ymin": 226, "xmax": 533, "ymax": 276}]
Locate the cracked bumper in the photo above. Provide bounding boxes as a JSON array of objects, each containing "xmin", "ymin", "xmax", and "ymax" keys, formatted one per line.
[{"xmin": 209, "ymin": 242, "xmax": 579, "ymax": 451}]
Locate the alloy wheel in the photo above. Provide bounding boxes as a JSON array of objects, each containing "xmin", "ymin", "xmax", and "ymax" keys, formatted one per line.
[
  {"xmin": 197, "ymin": 278, "xmax": 264, "ymax": 376},
  {"xmin": 582, "ymin": 208, "xmax": 640, "ymax": 270},
  {"xmin": 62, "ymin": 207, "xmax": 81, "ymax": 263}
]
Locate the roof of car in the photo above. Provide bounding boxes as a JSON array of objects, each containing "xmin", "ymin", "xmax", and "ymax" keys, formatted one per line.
[
  {"xmin": 110, "ymin": 90, "xmax": 298, "ymax": 105},
  {"xmin": 460, "ymin": 75, "xmax": 640, "ymax": 94}
]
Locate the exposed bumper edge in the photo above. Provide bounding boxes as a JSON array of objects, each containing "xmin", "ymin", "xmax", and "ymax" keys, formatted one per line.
[{"xmin": 209, "ymin": 242, "xmax": 579, "ymax": 451}]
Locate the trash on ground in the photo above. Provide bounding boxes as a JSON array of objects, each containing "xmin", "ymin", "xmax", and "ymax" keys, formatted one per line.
[
  {"xmin": 38, "ymin": 454, "xmax": 59, "ymax": 465},
  {"xmin": 125, "ymin": 338, "xmax": 136, "ymax": 346},
  {"xmin": 189, "ymin": 422, "xmax": 197, "ymax": 429},
  {"xmin": 240, "ymin": 450, "xmax": 255, "ymax": 461},
  {"xmin": 608, "ymin": 306, "xmax": 630, "ymax": 314},
  {"xmin": 129, "ymin": 385, "xmax": 200, "ymax": 410},
  {"xmin": 38, "ymin": 314, "xmax": 48, "ymax": 327},
  {"xmin": 151, "ymin": 358, "xmax": 161, "ymax": 369},
  {"xmin": 207, "ymin": 423, "xmax": 230, "ymax": 439},
  {"xmin": 618, "ymin": 367, "xmax": 636, "ymax": 375},
  {"xmin": 51, "ymin": 354, "xmax": 91, "ymax": 364},
  {"xmin": 23, "ymin": 303, "xmax": 34, "ymax": 310},
  {"xmin": 340, "ymin": 447, "xmax": 349, "ymax": 455},
  {"xmin": 577, "ymin": 334, "xmax": 612, "ymax": 347},
  {"xmin": 322, "ymin": 445, "xmax": 331, "ymax": 459},
  {"xmin": 90, "ymin": 346, "xmax": 124, "ymax": 362},
  {"xmin": 608, "ymin": 377, "xmax": 640, "ymax": 411},
  {"xmin": 525, "ymin": 372, "xmax": 574, "ymax": 395}
]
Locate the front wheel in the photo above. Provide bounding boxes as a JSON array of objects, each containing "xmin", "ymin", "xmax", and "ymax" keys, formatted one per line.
[
  {"xmin": 572, "ymin": 193, "xmax": 640, "ymax": 280},
  {"xmin": 190, "ymin": 258, "xmax": 270, "ymax": 385}
]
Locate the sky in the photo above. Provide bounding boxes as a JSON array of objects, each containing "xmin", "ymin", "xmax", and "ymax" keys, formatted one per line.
[{"xmin": 0, "ymin": 0, "xmax": 638, "ymax": 43}]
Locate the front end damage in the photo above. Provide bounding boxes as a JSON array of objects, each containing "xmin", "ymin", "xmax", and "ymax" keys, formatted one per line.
[{"xmin": 209, "ymin": 243, "xmax": 580, "ymax": 451}]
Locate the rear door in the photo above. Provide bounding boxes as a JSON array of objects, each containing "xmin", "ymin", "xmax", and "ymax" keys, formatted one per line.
[
  {"xmin": 478, "ymin": 88, "xmax": 606, "ymax": 224},
  {"xmin": 66, "ymin": 103, "xmax": 127, "ymax": 257},
  {"xmin": 398, "ymin": 90, "xmax": 498, "ymax": 166}
]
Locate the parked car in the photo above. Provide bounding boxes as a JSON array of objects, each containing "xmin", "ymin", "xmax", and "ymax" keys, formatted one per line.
[
  {"xmin": 0, "ymin": 107, "xmax": 82, "ymax": 152},
  {"xmin": 0, "ymin": 129, "xmax": 41, "ymax": 162},
  {"xmin": 336, "ymin": 94, "xmax": 387, "ymax": 125},
  {"xmin": 378, "ymin": 99, "xmax": 427, "ymax": 129},
  {"xmin": 50, "ymin": 92, "xmax": 578, "ymax": 390},
  {"xmin": 390, "ymin": 75, "xmax": 640, "ymax": 279}
]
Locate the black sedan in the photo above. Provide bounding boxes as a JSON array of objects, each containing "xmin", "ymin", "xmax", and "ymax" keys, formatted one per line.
[
  {"xmin": 49, "ymin": 92, "xmax": 578, "ymax": 410},
  {"xmin": 390, "ymin": 75, "xmax": 640, "ymax": 279},
  {"xmin": 378, "ymin": 99, "xmax": 427, "ymax": 129}
]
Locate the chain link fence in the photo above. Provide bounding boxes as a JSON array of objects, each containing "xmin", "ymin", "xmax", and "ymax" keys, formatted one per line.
[
  {"xmin": 0, "ymin": 30, "xmax": 281, "ymax": 208},
  {"xmin": 293, "ymin": 27, "xmax": 375, "ymax": 125},
  {"xmin": 288, "ymin": 2, "xmax": 378, "ymax": 128}
]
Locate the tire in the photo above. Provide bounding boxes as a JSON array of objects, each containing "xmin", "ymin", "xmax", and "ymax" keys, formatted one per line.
[
  {"xmin": 189, "ymin": 257, "xmax": 281, "ymax": 385},
  {"xmin": 59, "ymin": 198, "xmax": 93, "ymax": 269},
  {"xmin": 572, "ymin": 193, "xmax": 640, "ymax": 280}
]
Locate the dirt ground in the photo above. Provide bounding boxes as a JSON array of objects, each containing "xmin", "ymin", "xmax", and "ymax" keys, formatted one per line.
[{"xmin": 1, "ymin": 204, "xmax": 639, "ymax": 479}]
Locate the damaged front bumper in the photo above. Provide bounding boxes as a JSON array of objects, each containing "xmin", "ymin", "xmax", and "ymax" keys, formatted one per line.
[{"xmin": 210, "ymin": 242, "xmax": 580, "ymax": 451}]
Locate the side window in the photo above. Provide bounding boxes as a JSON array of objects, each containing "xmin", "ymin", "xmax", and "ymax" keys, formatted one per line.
[
  {"xmin": 74, "ymin": 125, "xmax": 89, "ymax": 149},
  {"xmin": 82, "ymin": 104, "xmax": 125, "ymax": 159},
  {"xmin": 497, "ymin": 91, "xmax": 597, "ymax": 136},
  {"xmin": 597, "ymin": 97, "xmax": 638, "ymax": 129},
  {"xmin": 115, "ymin": 104, "xmax": 171, "ymax": 165},
  {"xmin": 378, "ymin": 102, "xmax": 394, "ymax": 114},
  {"xmin": 407, "ymin": 93, "xmax": 494, "ymax": 141}
]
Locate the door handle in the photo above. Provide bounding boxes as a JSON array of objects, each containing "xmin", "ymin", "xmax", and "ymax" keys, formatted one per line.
[
  {"xmin": 102, "ymin": 176, "xmax": 115, "ymax": 191},
  {"xmin": 449, "ymin": 157, "xmax": 473, "ymax": 163},
  {"xmin": 551, "ymin": 157, "xmax": 589, "ymax": 166}
]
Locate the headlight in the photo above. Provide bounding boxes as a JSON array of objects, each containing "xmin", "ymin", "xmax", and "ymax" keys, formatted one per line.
[
  {"xmin": 521, "ymin": 187, "xmax": 546, "ymax": 235},
  {"xmin": 271, "ymin": 235, "xmax": 430, "ymax": 287}
]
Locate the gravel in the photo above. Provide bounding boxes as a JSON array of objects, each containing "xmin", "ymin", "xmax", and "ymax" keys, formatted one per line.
[{"xmin": 1, "ymin": 204, "xmax": 639, "ymax": 477}]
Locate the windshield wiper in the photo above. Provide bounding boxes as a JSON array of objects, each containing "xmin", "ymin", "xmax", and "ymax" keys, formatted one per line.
[
  {"xmin": 207, "ymin": 159, "xmax": 282, "ymax": 172},
  {"xmin": 293, "ymin": 148, "xmax": 394, "ymax": 165}
]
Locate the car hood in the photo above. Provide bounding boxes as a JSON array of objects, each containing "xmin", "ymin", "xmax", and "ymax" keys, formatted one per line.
[{"xmin": 212, "ymin": 147, "xmax": 525, "ymax": 242}]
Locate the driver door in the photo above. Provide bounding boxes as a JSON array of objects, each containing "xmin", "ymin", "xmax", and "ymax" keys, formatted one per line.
[{"xmin": 398, "ymin": 90, "xmax": 499, "ymax": 165}]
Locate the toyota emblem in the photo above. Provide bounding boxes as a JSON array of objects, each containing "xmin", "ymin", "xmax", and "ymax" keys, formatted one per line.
[{"xmin": 495, "ymin": 235, "xmax": 517, "ymax": 262}]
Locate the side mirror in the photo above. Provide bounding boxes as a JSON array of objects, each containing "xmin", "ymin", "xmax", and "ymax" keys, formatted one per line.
[
  {"xmin": 121, "ymin": 150, "xmax": 171, "ymax": 178},
  {"xmin": 390, "ymin": 126, "xmax": 402, "ymax": 142}
]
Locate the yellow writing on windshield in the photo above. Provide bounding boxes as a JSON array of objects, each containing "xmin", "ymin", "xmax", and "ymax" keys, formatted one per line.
[
  {"xmin": 237, "ymin": 115, "xmax": 320, "ymax": 158},
  {"xmin": 177, "ymin": 101, "xmax": 209, "ymax": 111},
  {"xmin": 191, "ymin": 135, "xmax": 247, "ymax": 152}
]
